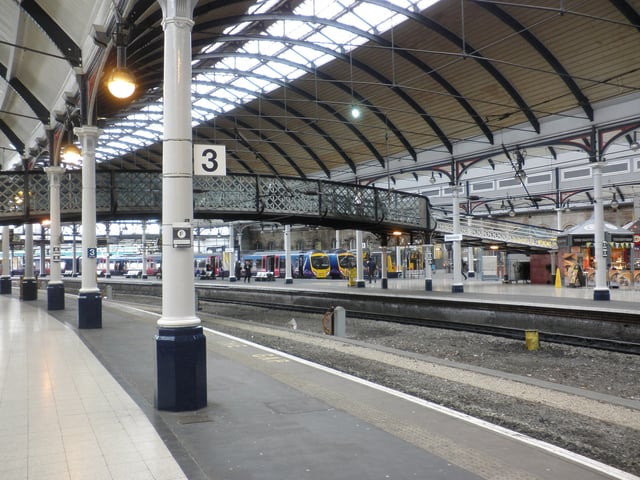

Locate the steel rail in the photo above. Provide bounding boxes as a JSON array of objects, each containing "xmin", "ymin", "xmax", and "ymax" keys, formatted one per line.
[{"xmin": 198, "ymin": 296, "xmax": 640, "ymax": 356}]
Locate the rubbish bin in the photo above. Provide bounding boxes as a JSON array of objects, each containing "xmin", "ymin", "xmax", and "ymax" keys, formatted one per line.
[{"xmin": 348, "ymin": 267, "xmax": 356, "ymax": 287}]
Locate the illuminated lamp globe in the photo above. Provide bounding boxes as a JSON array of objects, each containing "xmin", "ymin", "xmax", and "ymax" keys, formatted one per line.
[
  {"xmin": 62, "ymin": 144, "xmax": 82, "ymax": 164},
  {"xmin": 107, "ymin": 67, "xmax": 136, "ymax": 99}
]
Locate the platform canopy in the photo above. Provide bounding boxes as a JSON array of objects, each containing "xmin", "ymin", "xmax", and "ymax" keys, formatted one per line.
[{"xmin": 558, "ymin": 217, "xmax": 634, "ymax": 248}]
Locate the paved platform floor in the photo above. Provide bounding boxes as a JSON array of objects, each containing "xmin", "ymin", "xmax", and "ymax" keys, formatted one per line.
[
  {"xmin": 1, "ymin": 285, "xmax": 638, "ymax": 480},
  {"xmin": 0, "ymin": 295, "xmax": 186, "ymax": 480}
]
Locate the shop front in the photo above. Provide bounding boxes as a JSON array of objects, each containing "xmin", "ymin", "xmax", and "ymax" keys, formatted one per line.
[{"xmin": 556, "ymin": 218, "xmax": 634, "ymax": 287}]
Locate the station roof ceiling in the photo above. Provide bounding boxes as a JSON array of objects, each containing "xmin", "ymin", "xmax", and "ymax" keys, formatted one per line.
[{"xmin": 1, "ymin": 0, "xmax": 640, "ymax": 198}]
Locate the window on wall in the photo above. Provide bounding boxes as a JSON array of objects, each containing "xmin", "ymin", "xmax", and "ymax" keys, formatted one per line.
[
  {"xmin": 525, "ymin": 173, "xmax": 552, "ymax": 185},
  {"xmin": 602, "ymin": 160, "xmax": 629, "ymax": 176},
  {"xmin": 561, "ymin": 166, "xmax": 591, "ymax": 182},
  {"xmin": 470, "ymin": 180, "xmax": 494, "ymax": 193},
  {"xmin": 255, "ymin": 241, "xmax": 263, "ymax": 250}
]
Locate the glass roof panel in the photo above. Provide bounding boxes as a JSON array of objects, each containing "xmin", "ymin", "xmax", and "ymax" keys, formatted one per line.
[{"xmin": 98, "ymin": 0, "xmax": 442, "ymax": 162}]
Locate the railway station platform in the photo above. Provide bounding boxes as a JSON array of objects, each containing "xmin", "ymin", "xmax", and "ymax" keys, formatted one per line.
[
  {"xmin": 1, "ymin": 285, "xmax": 638, "ymax": 480},
  {"xmin": 235, "ymin": 271, "xmax": 640, "ymax": 309}
]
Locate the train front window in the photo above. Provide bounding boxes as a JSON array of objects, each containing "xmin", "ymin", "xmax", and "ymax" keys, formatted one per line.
[{"xmin": 311, "ymin": 256, "xmax": 329, "ymax": 269}]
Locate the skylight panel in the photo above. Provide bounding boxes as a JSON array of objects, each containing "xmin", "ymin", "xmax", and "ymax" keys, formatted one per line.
[
  {"xmin": 131, "ymin": 129, "xmax": 158, "ymax": 141},
  {"xmin": 296, "ymin": 0, "xmax": 344, "ymax": 19},
  {"xmin": 253, "ymin": 61, "xmax": 300, "ymax": 81},
  {"xmin": 194, "ymin": 97, "xmax": 227, "ymax": 113},
  {"xmin": 248, "ymin": 0, "xmax": 280, "ymax": 15},
  {"xmin": 200, "ymin": 42, "xmax": 222, "ymax": 55},
  {"xmin": 279, "ymin": 19, "xmax": 315, "ymax": 39},
  {"xmin": 223, "ymin": 21, "xmax": 252, "ymax": 36},
  {"xmin": 280, "ymin": 45, "xmax": 322, "ymax": 67},
  {"xmin": 338, "ymin": 9, "xmax": 374, "ymax": 33},
  {"xmin": 307, "ymin": 26, "xmax": 360, "ymax": 52},
  {"xmin": 415, "ymin": 0, "xmax": 442, "ymax": 11},
  {"xmin": 95, "ymin": 0, "xmax": 445, "ymax": 164}
]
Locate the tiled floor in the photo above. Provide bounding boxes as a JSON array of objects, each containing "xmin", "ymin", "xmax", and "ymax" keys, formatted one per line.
[{"xmin": 0, "ymin": 295, "xmax": 186, "ymax": 480}]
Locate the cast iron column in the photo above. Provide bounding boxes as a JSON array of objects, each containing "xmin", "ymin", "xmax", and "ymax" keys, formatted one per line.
[
  {"xmin": 592, "ymin": 162, "xmax": 610, "ymax": 300},
  {"xmin": 141, "ymin": 220, "xmax": 148, "ymax": 278},
  {"xmin": 0, "ymin": 225, "xmax": 10, "ymax": 293},
  {"xmin": 45, "ymin": 165, "xmax": 65, "ymax": 309},
  {"xmin": 451, "ymin": 185, "xmax": 463, "ymax": 293},
  {"xmin": 22, "ymin": 223, "xmax": 37, "ymax": 300},
  {"xmin": 155, "ymin": 0, "xmax": 207, "ymax": 411},
  {"xmin": 76, "ymin": 126, "xmax": 102, "ymax": 327},
  {"xmin": 425, "ymin": 243, "xmax": 433, "ymax": 291},
  {"xmin": 356, "ymin": 229, "xmax": 365, "ymax": 287},
  {"xmin": 284, "ymin": 224, "xmax": 292, "ymax": 284},
  {"xmin": 105, "ymin": 221, "xmax": 111, "ymax": 278},
  {"xmin": 227, "ymin": 224, "xmax": 236, "ymax": 282},
  {"xmin": 380, "ymin": 244, "xmax": 388, "ymax": 289}
]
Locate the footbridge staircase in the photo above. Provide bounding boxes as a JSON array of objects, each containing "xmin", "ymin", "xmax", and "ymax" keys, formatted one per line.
[{"xmin": 434, "ymin": 216, "xmax": 558, "ymax": 252}]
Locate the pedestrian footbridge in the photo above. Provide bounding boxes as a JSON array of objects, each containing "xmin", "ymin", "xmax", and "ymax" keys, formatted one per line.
[{"xmin": 0, "ymin": 171, "xmax": 434, "ymax": 236}]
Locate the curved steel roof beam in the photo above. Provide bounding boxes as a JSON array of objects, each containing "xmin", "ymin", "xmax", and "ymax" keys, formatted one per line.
[
  {"xmin": 227, "ymin": 119, "xmax": 281, "ymax": 177},
  {"xmin": 196, "ymin": 34, "xmax": 450, "ymax": 153},
  {"xmin": 610, "ymin": 0, "xmax": 640, "ymax": 32},
  {"xmin": 196, "ymin": 69, "xmax": 367, "ymax": 172},
  {"xmin": 198, "ymin": 126, "xmax": 254, "ymax": 174},
  {"xmin": 18, "ymin": 0, "xmax": 82, "ymax": 67},
  {"xmin": 228, "ymin": 116, "xmax": 306, "ymax": 178},
  {"xmin": 0, "ymin": 64, "xmax": 50, "ymax": 124},
  {"xmin": 194, "ymin": 13, "xmax": 493, "ymax": 144},
  {"xmin": 363, "ymin": 0, "xmax": 539, "ymax": 134},
  {"xmin": 0, "ymin": 119, "xmax": 25, "ymax": 154},
  {"xmin": 100, "ymin": 71, "xmax": 355, "ymax": 174},
  {"xmin": 196, "ymin": 52, "xmax": 387, "ymax": 168},
  {"xmin": 475, "ymin": 1, "xmax": 594, "ymax": 121},
  {"xmin": 193, "ymin": 79, "xmax": 355, "ymax": 174},
  {"xmin": 194, "ymin": 95, "xmax": 331, "ymax": 178}
]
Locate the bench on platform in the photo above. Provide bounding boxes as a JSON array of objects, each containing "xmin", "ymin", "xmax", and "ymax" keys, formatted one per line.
[{"xmin": 255, "ymin": 271, "xmax": 275, "ymax": 281}]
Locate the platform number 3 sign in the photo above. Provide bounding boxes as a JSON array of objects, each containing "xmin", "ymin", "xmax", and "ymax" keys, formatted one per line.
[{"xmin": 194, "ymin": 144, "xmax": 226, "ymax": 176}]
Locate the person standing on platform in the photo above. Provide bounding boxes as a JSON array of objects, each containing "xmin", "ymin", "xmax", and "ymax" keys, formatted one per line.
[
  {"xmin": 368, "ymin": 257, "xmax": 377, "ymax": 284},
  {"xmin": 235, "ymin": 260, "xmax": 242, "ymax": 281},
  {"xmin": 244, "ymin": 260, "xmax": 252, "ymax": 283}
]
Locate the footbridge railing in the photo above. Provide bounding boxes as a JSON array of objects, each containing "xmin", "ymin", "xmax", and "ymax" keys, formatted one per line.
[
  {"xmin": 435, "ymin": 216, "xmax": 558, "ymax": 250},
  {"xmin": 0, "ymin": 171, "xmax": 434, "ymax": 235}
]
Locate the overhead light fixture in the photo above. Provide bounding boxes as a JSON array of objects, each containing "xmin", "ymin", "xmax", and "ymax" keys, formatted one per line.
[
  {"xmin": 62, "ymin": 144, "xmax": 82, "ymax": 164},
  {"xmin": 611, "ymin": 193, "xmax": 619, "ymax": 211},
  {"xmin": 629, "ymin": 132, "xmax": 639, "ymax": 151},
  {"xmin": 429, "ymin": 172, "xmax": 436, "ymax": 184},
  {"xmin": 61, "ymin": 120, "xmax": 82, "ymax": 165},
  {"xmin": 350, "ymin": 105, "xmax": 361, "ymax": 119},
  {"xmin": 508, "ymin": 207, "xmax": 516, "ymax": 217},
  {"xmin": 107, "ymin": 67, "xmax": 136, "ymax": 98},
  {"xmin": 107, "ymin": 23, "xmax": 136, "ymax": 99}
]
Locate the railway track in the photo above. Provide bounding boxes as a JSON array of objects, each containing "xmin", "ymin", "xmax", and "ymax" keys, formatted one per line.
[{"xmin": 198, "ymin": 296, "xmax": 640, "ymax": 355}]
